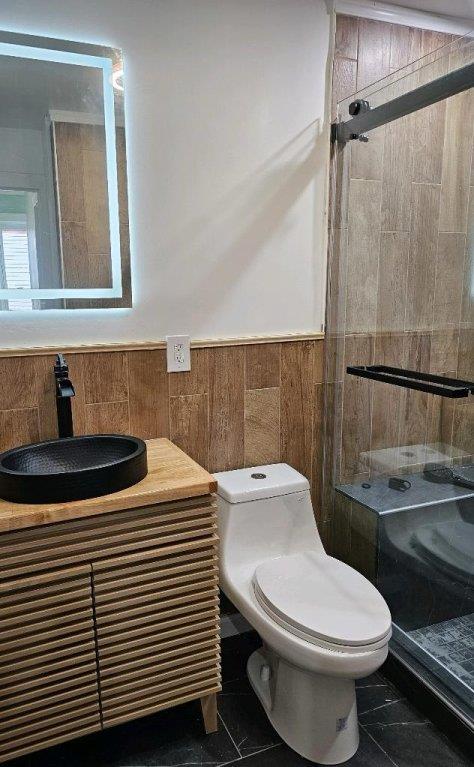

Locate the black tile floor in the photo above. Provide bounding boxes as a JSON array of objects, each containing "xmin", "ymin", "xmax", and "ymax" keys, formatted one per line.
[{"xmin": 6, "ymin": 632, "xmax": 473, "ymax": 767}]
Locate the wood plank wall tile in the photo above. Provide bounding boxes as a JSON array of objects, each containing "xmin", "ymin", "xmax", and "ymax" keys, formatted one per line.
[
  {"xmin": 82, "ymin": 352, "xmax": 129, "ymax": 404},
  {"xmin": 0, "ymin": 409, "xmax": 39, "ymax": 453},
  {"xmin": 245, "ymin": 344, "xmax": 280, "ymax": 390},
  {"xmin": 208, "ymin": 347, "xmax": 245, "ymax": 473},
  {"xmin": 356, "ymin": 19, "xmax": 391, "ymax": 90},
  {"xmin": 128, "ymin": 350, "xmax": 169, "ymax": 440},
  {"xmin": 376, "ymin": 232, "xmax": 410, "ymax": 333},
  {"xmin": 244, "ymin": 388, "xmax": 280, "ymax": 467},
  {"xmin": 170, "ymin": 394, "xmax": 209, "ymax": 469},
  {"xmin": 432, "ymin": 233, "xmax": 466, "ymax": 330},
  {"xmin": 84, "ymin": 401, "xmax": 130, "ymax": 435},
  {"xmin": 405, "ymin": 183, "xmax": 440, "ymax": 331},
  {"xmin": 335, "ymin": 15, "xmax": 359, "ymax": 59},
  {"xmin": 439, "ymin": 89, "xmax": 474, "ymax": 233},
  {"xmin": 169, "ymin": 349, "xmax": 209, "ymax": 397},
  {"xmin": 0, "ymin": 357, "xmax": 39, "ymax": 411},
  {"xmin": 280, "ymin": 341, "xmax": 316, "ymax": 482}
]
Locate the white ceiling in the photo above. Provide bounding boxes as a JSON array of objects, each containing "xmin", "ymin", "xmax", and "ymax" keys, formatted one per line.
[{"xmin": 387, "ymin": 0, "xmax": 474, "ymax": 21}]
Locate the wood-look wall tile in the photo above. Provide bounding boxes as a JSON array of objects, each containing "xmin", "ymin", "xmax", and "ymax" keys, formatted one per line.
[
  {"xmin": 433, "ymin": 233, "xmax": 466, "ymax": 330},
  {"xmin": 170, "ymin": 394, "xmax": 209, "ymax": 469},
  {"xmin": 280, "ymin": 341, "xmax": 315, "ymax": 481},
  {"xmin": 314, "ymin": 340, "xmax": 324, "ymax": 384},
  {"xmin": 332, "ymin": 57, "xmax": 357, "ymax": 119},
  {"xmin": 371, "ymin": 334, "xmax": 406, "ymax": 452},
  {"xmin": 463, "ymin": 189, "xmax": 474, "ymax": 324},
  {"xmin": 376, "ymin": 232, "xmax": 410, "ymax": 333},
  {"xmin": 63, "ymin": 354, "xmax": 87, "ymax": 436},
  {"xmin": 426, "ymin": 393, "xmax": 442, "ymax": 445},
  {"xmin": 335, "ymin": 15, "xmax": 358, "ymax": 59},
  {"xmin": 245, "ymin": 344, "xmax": 280, "ymax": 390},
  {"xmin": 457, "ymin": 327, "xmax": 474, "ymax": 380},
  {"xmin": 170, "ymin": 348, "xmax": 209, "ymax": 397},
  {"xmin": 411, "ymin": 101, "xmax": 445, "ymax": 184},
  {"xmin": 346, "ymin": 179, "xmax": 381, "ymax": 333},
  {"xmin": 244, "ymin": 388, "xmax": 280, "ymax": 467},
  {"xmin": 405, "ymin": 184, "xmax": 440, "ymax": 331},
  {"xmin": 0, "ymin": 408, "xmax": 39, "ymax": 452},
  {"xmin": 341, "ymin": 335, "xmax": 374, "ymax": 481},
  {"xmin": 128, "ymin": 350, "xmax": 169, "ymax": 440},
  {"xmin": 398, "ymin": 333, "xmax": 431, "ymax": 447},
  {"xmin": 0, "ymin": 357, "xmax": 38, "ymax": 410},
  {"xmin": 421, "ymin": 30, "xmax": 453, "ymax": 56},
  {"xmin": 350, "ymin": 124, "xmax": 384, "ymax": 182},
  {"xmin": 452, "ymin": 400, "xmax": 474, "ymax": 457},
  {"xmin": 312, "ymin": 383, "xmax": 324, "ymax": 519},
  {"xmin": 356, "ymin": 19, "xmax": 391, "ymax": 90},
  {"xmin": 332, "ymin": 494, "xmax": 352, "ymax": 564},
  {"xmin": 61, "ymin": 222, "xmax": 90, "ymax": 288},
  {"xmin": 350, "ymin": 502, "xmax": 377, "ymax": 582},
  {"xmin": 208, "ymin": 347, "xmax": 245, "ymax": 472},
  {"xmin": 84, "ymin": 401, "xmax": 130, "ymax": 435},
  {"xmin": 439, "ymin": 90, "xmax": 474, "ymax": 233},
  {"xmin": 83, "ymin": 149, "xmax": 110, "ymax": 255},
  {"xmin": 430, "ymin": 329, "xmax": 460, "ymax": 374},
  {"xmin": 389, "ymin": 24, "xmax": 421, "ymax": 69},
  {"xmin": 54, "ymin": 123, "xmax": 85, "ymax": 223},
  {"xmin": 82, "ymin": 352, "xmax": 129, "ymax": 404},
  {"xmin": 382, "ymin": 117, "xmax": 413, "ymax": 230},
  {"xmin": 34, "ymin": 355, "xmax": 59, "ymax": 441}
]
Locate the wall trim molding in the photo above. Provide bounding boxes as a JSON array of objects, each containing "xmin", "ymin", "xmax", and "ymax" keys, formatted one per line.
[
  {"xmin": 335, "ymin": 0, "xmax": 473, "ymax": 35},
  {"xmin": 0, "ymin": 332, "xmax": 325, "ymax": 358}
]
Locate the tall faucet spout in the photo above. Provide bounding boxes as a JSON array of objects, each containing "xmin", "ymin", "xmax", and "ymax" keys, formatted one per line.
[{"xmin": 54, "ymin": 353, "xmax": 75, "ymax": 438}]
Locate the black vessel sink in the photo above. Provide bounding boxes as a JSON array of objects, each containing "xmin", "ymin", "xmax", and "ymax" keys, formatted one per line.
[{"xmin": 0, "ymin": 435, "xmax": 148, "ymax": 504}]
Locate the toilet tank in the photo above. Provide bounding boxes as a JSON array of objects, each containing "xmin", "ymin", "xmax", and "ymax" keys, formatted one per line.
[{"xmin": 214, "ymin": 464, "xmax": 324, "ymax": 573}]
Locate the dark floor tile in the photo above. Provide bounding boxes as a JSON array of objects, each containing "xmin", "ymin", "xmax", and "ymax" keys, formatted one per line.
[
  {"xmin": 356, "ymin": 671, "xmax": 386, "ymax": 688},
  {"xmin": 356, "ymin": 682, "xmax": 401, "ymax": 715},
  {"xmin": 219, "ymin": 726, "xmax": 396, "ymax": 767},
  {"xmin": 221, "ymin": 630, "xmax": 261, "ymax": 683},
  {"xmin": 218, "ymin": 677, "xmax": 281, "ymax": 757},
  {"xmin": 30, "ymin": 700, "xmax": 238, "ymax": 767},
  {"xmin": 366, "ymin": 721, "xmax": 473, "ymax": 767},
  {"xmin": 360, "ymin": 697, "xmax": 427, "ymax": 725}
]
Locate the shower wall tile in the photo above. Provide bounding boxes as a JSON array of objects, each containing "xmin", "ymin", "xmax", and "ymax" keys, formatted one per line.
[
  {"xmin": 439, "ymin": 90, "xmax": 474, "ymax": 233},
  {"xmin": 371, "ymin": 333, "xmax": 406, "ymax": 452},
  {"xmin": 351, "ymin": 125, "xmax": 384, "ymax": 181},
  {"xmin": 381, "ymin": 116, "xmax": 413, "ymax": 230},
  {"xmin": 398, "ymin": 333, "xmax": 431, "ymax": 448},
  {"xmin": 405, "ymin": 183, "xmax": 440, "ymax": 331},
  {"xmin": 430, "ymin": 329, "xmax": 460, "ymax": 374},
  {"xmin": 341, "ymin": 335, "xmax": 374, "ymax": 481},
  {"xmin": 389, "ymin": 24, "xmax": 422, "ymax": 69},
  {"xmin": 356, "ymin": 19, "xmax": 391, "ymax": 90},
  {"xmin": 432, "ymin": 233, "xmax": 466, "ymax": 330},
  {"xmin": 331, "ymin": 57, "xmax": 357, "ymax": 119},
  {"xmin": 376, "ymin": 232, "xmax": 410, "ymax": 333},
  {"xmin": 345, "ymin": 179, "xmax": 381, "ymax": 333},
  {"xmin": 335, "ymin": 14, "xmax": 358, "ymax": 59}
]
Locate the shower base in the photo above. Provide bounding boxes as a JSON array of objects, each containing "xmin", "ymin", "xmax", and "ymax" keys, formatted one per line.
[{"xmin": 407, "ymin": 614, "xmax": 474, "ymax": 708}]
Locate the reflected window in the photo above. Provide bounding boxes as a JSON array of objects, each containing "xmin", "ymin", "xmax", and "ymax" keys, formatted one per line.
[{"xmin": 0, "ymin": 189, "xmax": 39, "ymax": 310}]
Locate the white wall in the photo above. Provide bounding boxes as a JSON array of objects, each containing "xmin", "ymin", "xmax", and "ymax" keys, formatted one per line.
[{"xmin": 0, "ymin": 0, "xmax": 331, "ymax": 349}]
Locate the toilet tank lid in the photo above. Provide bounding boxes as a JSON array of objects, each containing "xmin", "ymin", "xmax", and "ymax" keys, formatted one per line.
[{"xmin": 214, "ymin": 463, "xmax": 309, "ymax": 503}]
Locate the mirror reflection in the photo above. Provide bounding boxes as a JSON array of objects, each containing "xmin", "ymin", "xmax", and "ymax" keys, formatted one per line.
[{"xmin": 0, "ymin": 32, "xmax": 131, "ymax": 310}]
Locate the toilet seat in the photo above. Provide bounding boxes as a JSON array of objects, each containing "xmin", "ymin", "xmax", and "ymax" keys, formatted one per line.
[{"xmin": 253, "ymin": 551, "xmax": 391, "ymax": 650}]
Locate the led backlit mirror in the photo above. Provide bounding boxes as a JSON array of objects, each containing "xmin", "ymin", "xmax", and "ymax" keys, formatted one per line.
[{"xmin": 0, "ymin": 30, "xmax": 131, "ymax": 310}]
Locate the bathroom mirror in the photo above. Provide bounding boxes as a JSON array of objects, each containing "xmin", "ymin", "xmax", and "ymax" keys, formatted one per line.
[{"xmin": 0, "ymin": 30, "xmax": 131, "ymax": 310}]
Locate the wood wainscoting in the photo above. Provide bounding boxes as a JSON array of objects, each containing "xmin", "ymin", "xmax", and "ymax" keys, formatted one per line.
[{"xmin": 0, "ymin": 336, "xmax": 326, "ymax": 542}]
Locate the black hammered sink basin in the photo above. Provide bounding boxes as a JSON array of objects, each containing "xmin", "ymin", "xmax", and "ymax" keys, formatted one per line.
[{"xmin": 0, "ymin": 435, "xmax": 148, "ymax": 504}]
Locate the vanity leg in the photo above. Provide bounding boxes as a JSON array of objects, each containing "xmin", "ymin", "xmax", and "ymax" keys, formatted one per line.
[{"xmin": 200, "ymin": 692, "xmax": 218, "ymax": 733}]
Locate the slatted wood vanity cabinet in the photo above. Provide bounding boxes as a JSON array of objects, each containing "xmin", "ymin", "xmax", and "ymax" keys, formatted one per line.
[{"xmin": 0, "ymin": 439, "xmax": 220, "ymax": 764}]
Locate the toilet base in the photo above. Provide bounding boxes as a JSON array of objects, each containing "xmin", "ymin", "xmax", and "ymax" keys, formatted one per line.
[{"xmin": 247, "ymin": 647, "xmax": 359, "ymax": 765}]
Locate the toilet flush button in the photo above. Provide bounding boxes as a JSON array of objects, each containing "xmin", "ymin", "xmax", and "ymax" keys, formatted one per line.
[{"xmin": 260, "ymin": 664, "xmax": 271, "ymax": 682}]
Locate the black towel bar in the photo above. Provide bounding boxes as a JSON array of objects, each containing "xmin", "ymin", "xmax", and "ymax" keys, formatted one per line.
[{"xmin": 346, "ymin": 365, "xmax": 474, "ymax": 398}]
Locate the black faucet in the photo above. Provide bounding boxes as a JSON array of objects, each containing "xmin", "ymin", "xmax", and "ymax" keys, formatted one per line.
[{"xmin": 54, "ymin": 353, "xmax": 75, "ymax": 438}]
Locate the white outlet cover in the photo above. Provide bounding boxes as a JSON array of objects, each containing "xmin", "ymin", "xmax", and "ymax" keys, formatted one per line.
[{"xmin": 166, "ymin": 335, "xmax": 191, "ymax": 373}]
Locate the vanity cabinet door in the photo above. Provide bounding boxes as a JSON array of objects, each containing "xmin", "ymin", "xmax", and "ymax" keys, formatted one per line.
[
  {"xmin": 0, "ymin": 564, "xmax": 101, "ymax": 764},
  {"xmin": 92, "ymin": 536, "xmax": 221, "ymax": 727}
]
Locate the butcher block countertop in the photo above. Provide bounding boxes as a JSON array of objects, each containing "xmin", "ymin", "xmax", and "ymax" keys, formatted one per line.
[{"xmin": 0, "ymin": 438, "xmax": 217, "ymax": 533}]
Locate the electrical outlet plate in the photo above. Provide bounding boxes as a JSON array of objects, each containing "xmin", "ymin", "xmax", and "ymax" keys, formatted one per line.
[{"xmin": 166, "ymin": 335, "xmax": 191, "ymax": 373}]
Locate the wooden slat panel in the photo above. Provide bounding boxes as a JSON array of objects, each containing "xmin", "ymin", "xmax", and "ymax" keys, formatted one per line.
[
  {"xmin": 0, "ymin": 701, "xmax": 99, "ymax": 742},
  {"xmin": 98, "ymin": 595, "xmax": 219, "ymax": 638},
  {"xmin": 96, "ymin": 562, "xmax": 217, "ymax": 603},
  {"xmin": 93, "ymin": 536, "xmax": 218, "ymax": 577},
  {"xmin": 0, "ymin": 617, "xmax": 94, "ymax": 652},
  {"xmin": 0, "ymin": 723, "xmax": 100, "ymax": 764},
  {"xmin": 0, "ymin": 628, "xmax": 94, "ymax": 665},
  {"xmin": 0, "ymin": 606, "xmax": 94, "ymax": 640},
  {"xmin": 102, "ymin": 651, "xmax": 220, "ymax": 694},
  {"xmin": 0, "ymin": 669, "xmax": 98, "ymax": 710},
  {"xmin": 0, "ymin": 594, "xmax": 92, "ymax": 629},
  {"xmin": 100, "ymin": 610, "xmax": 219, "ymax": 668},
  {"xmin": 96, "ymin": 576, "xmax": 218, "ymax": 616},
  {"xmin": 0, "ymin": 713, "xmax": 99, "ymax": 755},
  {"xmin": 102, "ymin": 641, "xmax": 219, "ymax": 680},
  {"xmin": 97, "ymin": 585, "xmax": 219, "ymax": 626},
  {"xmin": 99, "ymin": 612, "xmax": 218, "ymax": 654},
  {"xmin": 0, "ymin": 640, "xmax": 96, "ymax": 676},
  {"xmin": 0, "ymin": 660, "xmax": 97, "ymax": 700},
  {"xmin": 103, "ymin": 677, "xmax": 220, "ymax": 722},
  {"xmin": 0, "ymin": 682, "xmax": 98, "ymax": 723}
]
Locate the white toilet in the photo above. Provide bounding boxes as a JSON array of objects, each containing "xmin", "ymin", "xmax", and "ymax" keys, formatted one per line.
[{"xmin": 215, "ymin": 463, "xmax": 392, "ymax": 765}]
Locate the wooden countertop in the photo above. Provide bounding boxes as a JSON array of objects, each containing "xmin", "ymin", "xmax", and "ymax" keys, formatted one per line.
[{"xmin": 0, "ymin": 438, "xmax": 217, "ymax": 533}]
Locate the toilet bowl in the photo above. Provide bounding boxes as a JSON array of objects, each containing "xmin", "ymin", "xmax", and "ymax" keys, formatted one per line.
[{"xmin": 215, "ymin": 463, "xmax": 392, "ymax": 765}]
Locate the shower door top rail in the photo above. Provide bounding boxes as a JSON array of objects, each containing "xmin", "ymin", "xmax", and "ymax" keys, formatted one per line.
[{"xmin": 333, "ymin": 62, "xmax": 474, "ymax": 143}]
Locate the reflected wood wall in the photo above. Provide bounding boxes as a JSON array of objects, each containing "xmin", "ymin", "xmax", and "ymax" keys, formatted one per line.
[
  {"xmin": 325, "ymin": 15, "xmax": 473, "ymax": 549},
  {"xmin": 0, "ymin": 339, "xmax": 327, "ymax": 543}
]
